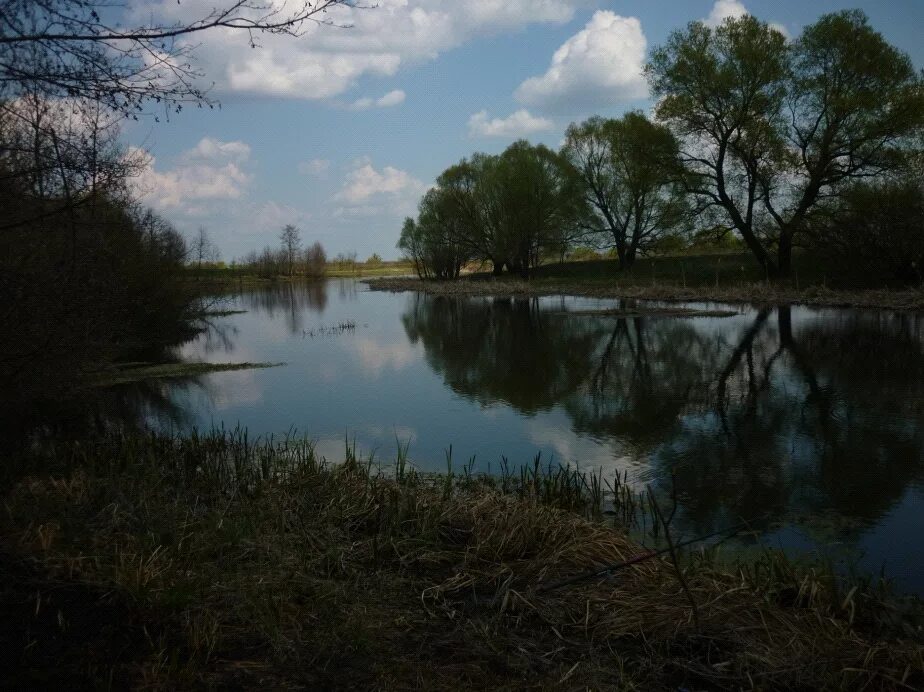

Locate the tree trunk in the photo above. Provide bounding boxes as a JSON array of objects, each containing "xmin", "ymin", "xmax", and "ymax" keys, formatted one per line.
[
  {"xmin": 624, "ymin": 245, "xmax": 637, "ymax": 270},
  {"xmin": 776, "ymin": 230, "xmax": 793, "ymax": 277}
]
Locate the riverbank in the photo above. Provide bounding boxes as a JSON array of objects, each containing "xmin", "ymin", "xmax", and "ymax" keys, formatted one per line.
[
  {"xmin": 186, "ymin": 262, "xmax": 415, "ymax": 288},
  {"xmin": 366, "ymin": 276, "xmax": 924, "ymax": 311},
  {"xmin": 2, "ymin": 430, "xmax": 921, "ymax": 690}
]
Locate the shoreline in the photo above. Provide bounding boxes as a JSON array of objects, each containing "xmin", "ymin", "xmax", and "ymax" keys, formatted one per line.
[
  {"xmin": 3, "ymin": 429, "xmax": 921, "ymax": 689},
  {"xmin": 364, "ymin": 276, "xmax": 924, "ymax": 311}
]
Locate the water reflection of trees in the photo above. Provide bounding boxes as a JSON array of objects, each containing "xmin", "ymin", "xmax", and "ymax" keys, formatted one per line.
[
  {"xmin": 238, "ymin": 281, "xmax": 330, "ymax": 334},
  {"xmin": 402, "ymin": 295, "xmax": 602, "ymax": 413},
  {"xmin": 2, "ymin": 377, "xmax": 199, "ymax": 460},
  {"xmin": 403, "ymin": 295, "xmax": 924, "ymax": 536}
]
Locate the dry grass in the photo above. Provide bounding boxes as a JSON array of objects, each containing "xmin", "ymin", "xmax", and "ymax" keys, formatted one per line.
[
  {"xmin": 2, "ymin": 431, "xmax": 922, "ymax": 690},
  {"xmin": 365, "ymin": 277, "xmax": 924, "ymax": 312}
]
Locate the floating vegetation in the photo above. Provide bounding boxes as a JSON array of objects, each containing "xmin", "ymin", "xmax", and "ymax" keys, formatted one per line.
[
  {"xmin": 301, "ymin": 320, "xmax": 358, "ymax": 338},
  {"xmin": 92, "ymin": 361, "xmax": 284, "ymax": 385}
]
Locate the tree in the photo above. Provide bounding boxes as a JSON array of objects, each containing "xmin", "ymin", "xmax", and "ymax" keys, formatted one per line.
[
  {"xmin": 304, "ymin": 241, "xmax": 327, "ymax": 278},
  {"xmin": 431, "ymin": 142, "xmax": 584, "ymax": 277},
  {"xmin": 0, "ymin": 1, "xmax": 359, "ymax": 116},
  {"xmin": 815, "ymin": 180, "xmax": 924, "ymax": 283},
  {"xmin": 398, "ymin": 188, "xmax": 471, "ymax": 280},
  {"xmin": 492, "ymin": 140, "xmax": 586, "ymax": 277},
  {"xmin": 279, "ymin": 224, "xmax": 301, "ymax": 276},
  {"xmin": 191, "ymin": 226, "xmax": 218, "ymax": 273},
  {"xmin": 563, "ymin": 112, "xmax": 689, "ymax": 270},
  {"xmin": 647, "ymin": 11, "xmax": 924, "ymax": 275}
]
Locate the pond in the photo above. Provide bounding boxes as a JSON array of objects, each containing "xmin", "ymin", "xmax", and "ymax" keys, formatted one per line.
[{"xmin": 151, "ymin": 280, "xmax": 924, "ymax": 594}]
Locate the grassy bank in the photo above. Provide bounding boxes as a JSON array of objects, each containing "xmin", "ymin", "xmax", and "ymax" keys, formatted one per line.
[
  {"xmin": 366, "ymin": 253, "xmax": 924, "ymax": 311},
  {"xmin": 2, "ymin": 431, "xmax": 921, "ymax": 690}
]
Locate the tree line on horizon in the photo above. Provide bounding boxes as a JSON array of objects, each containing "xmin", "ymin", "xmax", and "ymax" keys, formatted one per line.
[{"xmin": 399, "ymin": 10, "xmax": 924, "ymax": 282}]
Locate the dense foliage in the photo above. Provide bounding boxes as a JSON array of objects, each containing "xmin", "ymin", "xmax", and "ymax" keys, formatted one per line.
[
  {"xmin": 0, "ymin": 97, "xmax": 193, "ymax": 400},
  {"xmin": 646, "ymin": 10, "xmax": 924, "ymax": 275},
  {"xmin": 399, "ymin": 11, "xmax": 924, "ymax": 281}
]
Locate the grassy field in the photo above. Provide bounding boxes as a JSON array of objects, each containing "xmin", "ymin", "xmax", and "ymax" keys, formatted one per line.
[
  {"xmin": 2, "ymin": 430, "xmax": 921, "ymax": 690},
  {"xmin": 185, "ymin": 261, "xmax": 416, "ymax": 286}
]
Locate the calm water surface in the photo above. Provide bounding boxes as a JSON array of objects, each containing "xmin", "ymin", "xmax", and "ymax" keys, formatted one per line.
[{"xmin": 161, "ymin": 279, "xmax": 923, "ymax": 594}]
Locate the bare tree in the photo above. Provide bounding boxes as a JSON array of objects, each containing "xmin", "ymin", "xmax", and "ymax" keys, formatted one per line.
[
  {"xmin": 191, "ymin": 226, "xmax": 218, "ymax": 271},
  {"xmin": 279, "ymin": 224, "xmax": 300, "ymax": 276},
  {"xmin": 0, "ymin": 1, "xmax": 362, "ymax": 116}
]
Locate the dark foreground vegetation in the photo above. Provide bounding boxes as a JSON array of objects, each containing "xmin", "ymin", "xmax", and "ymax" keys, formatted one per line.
[{"xmin": 1, "ymin": 430, "xmax": 921, "ymax": 690}]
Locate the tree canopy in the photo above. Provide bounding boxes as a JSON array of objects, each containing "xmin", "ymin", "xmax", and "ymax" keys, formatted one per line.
[
  {"xmin": 563, "ymin": 112, "xmax": 689, "ymax": 269},
  {"xmin": 646, "ymin": 10, "xmax": 924, "ymax": 275}
]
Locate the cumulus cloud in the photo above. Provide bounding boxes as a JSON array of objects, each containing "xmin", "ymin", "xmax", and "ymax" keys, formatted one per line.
[
  {"xmin": 348, "ymin": 89, "xmax": 407, "ymax": 111},
  {"xmin": 703, "ymin": 0, "xmax": 789, "ymax": 36},
  {"xmin": 704, "ymin": 0, "xmax": 747, "ymax": 27},
  {"xmin": 336, "ymin": 160, "xmax": 426, "ymax": 205},
  {"xmin": 375, "ymin": 89, "xmax": 406, "ymax": 107},
  {"xmin": 131, "ymin": 137, "xmax": 252, "ymax": 210},
  {"xmin": 298, "ymin": 158, "xmax": 331, "ymax": 176},
  {"xmin": 468, "ymin": 109, "xmax": 554, "ymax": 137},
  {"xmin": 132, "ymin": 0, "xmax": 588, "ymax": 100},
  {"xmin": 181, "ymin": 136, "xmax": 251, "ymax": 163},
  {"xmin": 514, "ymin": 11, "xmax": 648, "ymax": 114}
]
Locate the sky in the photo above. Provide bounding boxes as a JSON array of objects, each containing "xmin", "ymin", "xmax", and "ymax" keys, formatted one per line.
[{"xmin": 122, "ymin": 0, "xmax": 924, "ymax": 261}]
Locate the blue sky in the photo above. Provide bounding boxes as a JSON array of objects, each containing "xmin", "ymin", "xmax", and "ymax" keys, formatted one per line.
[{"xmin": 123, "ymin": 0, "xmax": 924, "ymax": 261}]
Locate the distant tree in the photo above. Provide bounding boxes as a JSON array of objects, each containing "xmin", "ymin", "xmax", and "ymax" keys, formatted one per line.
[
  {"xmin": 647, "ymin": 10, "xmax": 924, "ymax": 276},
  {"xmin": 191, "ymin": 227, "xmax": 219, "ymax": 273},
  {"xmin": 304, "ymin": 241, "xmax": 327, "ymax": 277},
  {"xmin": 279, "ymin": 224, "xmax": 301, "ymax": 276},
  {"xmin": 366, "ymin": 252, "xmax": 383, "ymax": 266},
  {"xmin": 563, "ymin": 112, "xmax": 689, "ymax": 270}
]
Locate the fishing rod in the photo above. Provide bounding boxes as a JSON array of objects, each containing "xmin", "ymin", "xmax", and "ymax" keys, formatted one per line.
[{"xmin": 537, "ymin": 519, "xmax": 755, "ymax": 594}]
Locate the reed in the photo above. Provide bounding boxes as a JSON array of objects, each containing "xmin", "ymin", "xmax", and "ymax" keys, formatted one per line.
[{"xmin": 2, "ymin": 428, "xmax": 921, "ymax": 690}]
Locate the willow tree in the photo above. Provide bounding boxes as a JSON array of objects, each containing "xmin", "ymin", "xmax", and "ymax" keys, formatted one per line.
[
  {"xmin": 647, "ymin": 11, "xmax": 924, "ymax": 275},
  {"xmin": 434, "ymin": 142, "xmax": 584, "ymax": 277},
  {"xmin": 398, "ymin": 188, "xmax": 471, "ymax": 280},
  {"xmin": 563, "ymin": 112, "xmax": 688, "ymax": 270}
]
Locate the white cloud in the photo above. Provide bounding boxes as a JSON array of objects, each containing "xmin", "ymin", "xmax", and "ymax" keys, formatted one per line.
[
  {"xmin": 703, "ymin": 1, "xmax": 789, "ymax": 36},
  {"xmin": 131, "ymin": 137, "xmax": 253, "ymax": 210},
  {"xmin": 514, "ymin": 11, "xmax": 648, "ymax": 114},
  {"xmin": 468, "ymin": 109, "xmax": 554, "ymax": 138},
  {"xmin": 251, "ymin": 200, "xmax": 312, "ymax": 235},
  {"xmin": 336, "ymin": 160, "xmax": 427, "ymax": 205},
  {"xmin": 376, "ymin": 89, "xmax": 406, "ymax": 108},
  {"xmin": 298, "ymin": 158, "xmax": 331, "ymax": 176},
  {"xmin": 182, "ymin": 136, "xmax": 251, "ymax": 163},
  {"xmin": 348, "ymin": 89, "xmax": 407, "ymax": 111},
  {"xmin": 132, "ymin": 0, "xmax": 588, "ymax": 100},
  {"xmin": 704, "ymin": 0, "xmax": 747, "ymax": 27}
]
